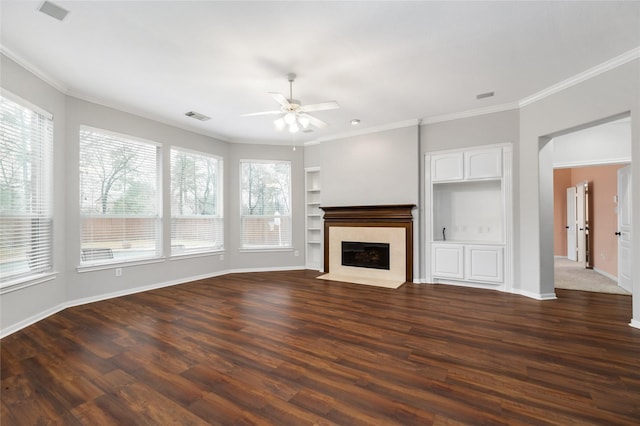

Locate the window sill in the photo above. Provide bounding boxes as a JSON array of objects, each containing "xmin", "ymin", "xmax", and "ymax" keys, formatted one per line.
[
  {"xmin": 77, "ymin": 257, "xmax": 166, "ymax": 273},
  {"xmin": 239, "ymin": 247, "xmax": 293, "ymax": 253},
  {"xmin": 170, "ymin": 250, "xmax": 225, "ymax": 261},
  {"xmin": 0, "ymin": 272, "xmax": 58, "ymax": 295}
]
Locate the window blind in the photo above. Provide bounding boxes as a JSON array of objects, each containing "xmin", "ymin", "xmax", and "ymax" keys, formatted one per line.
[
  {"xmin": 79, "ymin": 127, "xmax": 160, "ymax": 265},
  {"xmin": 0, "ymin": 94, "xmax": 53, "ymax": 284},
  {"xmin": 240, "ymin": 160, "xmax": 291, "ymax": 249},
  {"xmin": 170, "ymin": 148, "xmax": 223, "ymax": 255}
]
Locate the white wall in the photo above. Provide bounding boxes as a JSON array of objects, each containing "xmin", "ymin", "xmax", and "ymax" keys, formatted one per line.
[{"xmin": 553, "ymin": 117, "xmax": 632, "ymax": 168}]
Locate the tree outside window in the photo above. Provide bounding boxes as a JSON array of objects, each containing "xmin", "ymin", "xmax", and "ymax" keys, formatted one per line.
[
  {"xmin": 240, "ymin": 161, "xmax": 291, "ymax": 249},
  {"xmin": 170, "ymin": 149, "xmax": 223, "ymax": 255}
]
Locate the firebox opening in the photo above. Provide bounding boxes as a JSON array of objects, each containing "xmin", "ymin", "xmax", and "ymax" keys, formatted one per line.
[{"xmin": 341, "ymin": 241, "xmax": 390, "ymax": 270}]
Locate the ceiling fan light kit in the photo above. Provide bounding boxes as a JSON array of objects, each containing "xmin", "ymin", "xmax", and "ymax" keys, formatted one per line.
[{"xmin": 242, "ymin": 73, "xmax": 340, "ymax": 134}]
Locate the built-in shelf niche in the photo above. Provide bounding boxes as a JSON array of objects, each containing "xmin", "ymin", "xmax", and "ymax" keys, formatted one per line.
[
  {"xmin": 305, "ymin": 167, "xmax": 323, "ymax": 270},
  {"xmin": 433, "ymin": 180, "xmax": 503, "ymax": 243}
]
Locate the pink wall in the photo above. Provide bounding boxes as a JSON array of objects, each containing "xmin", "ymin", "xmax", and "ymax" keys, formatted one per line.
[
  {"xmin": 553, "ymin": 164, "xmax": 626, "ymax": 277},
  {"xmin": 553, "ymin": 169, "xmax": 571, "ymax": 256}
]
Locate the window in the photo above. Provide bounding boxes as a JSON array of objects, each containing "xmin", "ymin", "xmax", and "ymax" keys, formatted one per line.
[
  {"xmin": 79, "ymin": 127, "xmax": 160, "ymax": 265},
  {"xmin": 170, "ymin": 148, "xmax": 223, "ymax": 255},
  {"xmin": 240, "ymin": 160, "xmax": 291, "ymax": 249},
  {"xmin": 0, "ymin": 93, "xmax": 53, "ymax": 284}
]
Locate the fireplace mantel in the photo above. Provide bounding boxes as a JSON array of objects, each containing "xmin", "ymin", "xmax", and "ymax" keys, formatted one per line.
[{"xmin": 320, "ymin": 204, "xmax": 415, "ymax": 282}]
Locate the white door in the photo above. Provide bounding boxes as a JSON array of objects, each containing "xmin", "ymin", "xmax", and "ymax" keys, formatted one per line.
[
  {"xmin": 617, "ymin": 166, "xmax": 632, "ymax": 293},
  {"xmin": 576, "ymin": 182, "xmax": 586, "ymax": 263},
  {"xmin": 566, "ymin": 187, "xmax": 577, "ymax": 261}
]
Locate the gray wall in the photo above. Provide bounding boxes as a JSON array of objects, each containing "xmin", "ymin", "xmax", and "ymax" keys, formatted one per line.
[
  {"xmin": 519, "ymin": 60, "xmax": 640, "ymax": 321},
  {"xmin": 0, "ymin": 54, "xmax": 307, "ymax": 336},
  {"xmin": 226, "ymin": 142, "xmax": 305, "ymax": 271},
  {"xmin": 1, "ymin": 55, "xmax": 68, "ymax": 333},
  {"xmin": 3, "ymin": 52, "xmax": 639, "ymax": 335},
  {"xmin": 319, "ymin": 126, "xmax": 420, "ymax": 207},
  {"xmin": 419, "ymin": 109, "xmax": 521, "ymax": 282}
]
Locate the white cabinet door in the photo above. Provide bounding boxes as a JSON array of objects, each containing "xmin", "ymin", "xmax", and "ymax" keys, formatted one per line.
[
  {"xmin": 432, "ymin": 153, "xmax": 463, "ymax": 182},
  {"xmin": 464, "ymin": 148, "xmax": 502, "ymax": 180},
  {"xmin": 432, "ymin": 244, "xmax": 464, "ymax": 279},
  {"xmin": 465, "ymin": 245, "xmax": 503, "ymax": 283}
]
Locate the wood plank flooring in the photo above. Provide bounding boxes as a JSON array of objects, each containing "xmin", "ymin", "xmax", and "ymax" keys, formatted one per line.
[{"xmin": 2, "ymin": 270, "xmax": 639, "ymax": 425}]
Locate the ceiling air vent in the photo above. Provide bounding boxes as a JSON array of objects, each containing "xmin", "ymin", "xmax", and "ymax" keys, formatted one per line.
[
  {"xmin": 38, "ymin": 1, "xmax": 69, "ymax": 21},
  {"xmin": 476, "ymin": 91, "xmax": 495, "ymax": 100},
  {"xmin": 185, "ymin": 111, "xmax": 211, "ymax": 121}
]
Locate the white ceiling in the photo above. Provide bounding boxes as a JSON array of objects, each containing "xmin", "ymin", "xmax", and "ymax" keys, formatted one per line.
[{"xmin": 1, "ymin": 1, "xmax": 639, "ymax": 145}]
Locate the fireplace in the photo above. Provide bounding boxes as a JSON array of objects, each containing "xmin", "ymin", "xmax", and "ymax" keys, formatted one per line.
[
  {"xmin": 319, "ymin": 204, "xmax": 415, "ymax": 288},
  {"xmin": 342, "ymin": 241, "xmax": 390, "ymax": 270}
]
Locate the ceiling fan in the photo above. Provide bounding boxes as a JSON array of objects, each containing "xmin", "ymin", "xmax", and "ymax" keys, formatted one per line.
[{"xmin": 241, "ymin": 73, "xmax": 339, "ymax": 133}]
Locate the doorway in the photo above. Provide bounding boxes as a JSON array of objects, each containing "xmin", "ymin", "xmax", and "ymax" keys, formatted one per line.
[{"xmin": 550, "ymin": 116, "xmax": 632, "ymax": 294}]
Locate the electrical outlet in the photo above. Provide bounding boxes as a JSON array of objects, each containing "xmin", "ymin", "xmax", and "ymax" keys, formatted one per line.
[
  {"xmin": 220, "ymin": 254, "xmax": 224, "ymax": 261},
  {"xmin": 115, "ymin": 268, "xmax": 122, "ymax": 277},
  {"xmin": 294, "ymin": 250, "xmax": 299, "ymax": 257}
]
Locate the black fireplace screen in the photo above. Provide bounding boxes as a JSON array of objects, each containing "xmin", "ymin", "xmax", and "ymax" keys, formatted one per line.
[{"xmin": 341, "ymin": 241, "xmax": 390, "ymax": 270}]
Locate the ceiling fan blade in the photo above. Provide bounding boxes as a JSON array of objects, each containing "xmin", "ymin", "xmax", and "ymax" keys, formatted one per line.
[
  {"xmin": 300, "ymin": 101, "xmax": 340, "ymax": 113},
  {"xmin": 269, "ymin": 92, "xmax": 291, "ymax": 109},
  {"xmin": 240, "ymin": 110, "xmax": 282, "ymax": 117},
  {"xmin": 300, "ymin": 113, "xmax": 328, "ymax": 129}
]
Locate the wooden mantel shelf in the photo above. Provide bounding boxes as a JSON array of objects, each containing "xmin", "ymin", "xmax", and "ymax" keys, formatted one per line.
[
  {"xmin": 320, "ymin": 204, "xmax": 415, "ymax": 221},
  {"xmin": 320, "ymin": 204, "xmax": 416, "ymax": 282}
]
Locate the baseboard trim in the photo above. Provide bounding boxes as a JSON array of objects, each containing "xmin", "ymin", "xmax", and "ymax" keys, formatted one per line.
[
  {"xmin": 1, "ymin": 266, "xmax": 305, "ymax": 338},
  {"xmin": 0, "ymin": 303, "xmax": 67, "ymax": 339},
  {"xmin": 593, "ymin": 267, "xmax": 617, "ymax": 282},
  {"xmin": 630, "ymin": 319, "xmax": 640, "ymax": 330},
  {"xmin": 511, "ymin": 288, "xmax": 558, "ymax": 300}
]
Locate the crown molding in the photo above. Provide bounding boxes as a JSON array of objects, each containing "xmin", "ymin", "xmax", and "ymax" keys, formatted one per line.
[
  {"xmin": 1, "ymin": 45, "xmax": 68, "ymax": 93},
  {"xmin": 519, "ymin": 46, "xmax": 640, "ymax": 108},
  {"xmin": 422, "ymin": 102, "xmax": 519, "ymax": 125},
  {"xmin": 307, "ymin": 118, "xmax": 421, "ymax": 145}
]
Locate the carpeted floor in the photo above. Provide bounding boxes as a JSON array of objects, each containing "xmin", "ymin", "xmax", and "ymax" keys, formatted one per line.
[{"xmin": 554, "ymin": 257, "xmax": 631, "ymax": 295}]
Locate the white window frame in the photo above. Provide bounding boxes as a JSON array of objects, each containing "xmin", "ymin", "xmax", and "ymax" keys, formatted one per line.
[
  {"xmin": 170, "ymin": 147, "xmax": 224, "ymax": 257},
  {"xmin": 0, "ymin": 90, "xmax": 54, "ymax": 289},
  {"xmin": 239, "ymin": 159, "xmax": 292, "ymax": 251},
  {"xmin": 78, "ymin": 126, "xmax": 162, "ymax": 269}
]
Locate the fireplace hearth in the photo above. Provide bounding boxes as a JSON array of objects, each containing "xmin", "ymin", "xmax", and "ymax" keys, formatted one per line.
[{"xmin": 342, "ymin": 241, "xmax": 390, "ymax": 270}]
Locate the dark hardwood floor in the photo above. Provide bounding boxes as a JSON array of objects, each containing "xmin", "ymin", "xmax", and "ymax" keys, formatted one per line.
[{"xmin": 2, "ymin": 270, "xmax": 639, "ymax": 425}]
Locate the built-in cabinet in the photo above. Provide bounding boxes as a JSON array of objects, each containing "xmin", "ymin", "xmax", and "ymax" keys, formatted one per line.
[
  {"xmin": 427, "ymin": 145, "xmax": 512, "ymax": 290},
  {"xmin": 305, "ymin": 167, "xmax": 323, "ymax": 271}
]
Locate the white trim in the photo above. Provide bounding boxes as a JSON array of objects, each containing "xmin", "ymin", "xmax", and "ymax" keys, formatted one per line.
[
  {"xmin": 0, "ymin": 272, "xmax": 58, "ymax": 295},
  {"xmin": 593, "ymin": 267, "xmax": 617, "ymax": 283},
  {"xmin": 238, "ymin": 248, "xmax": 293, "ymax": 253},
  {"xmin": 0, "ymin": 303, "xmax": 67, "ymax": 339},
  {"xmin": 65, "ymin": 270, "xmax": 229, "ymax": 310},
  {"xmin": 553, "ymin": 157, "xmax": 631, "ymax": 169},
  {"xmin": 170, "ymin": 250, "xmax": 225, "ymax": 261},
  {"xmin": 80, "ymin": 124, "xmax": 163, "ymax": 148},
  {"xmin": 227, "ymin": 266, "xmax": 306, "ymax": 274},
  {"xmin": 519, "ymin": 47, "xmax": 640, "ymax": 107},
  {"xmin": 1, "ymin": 88, "xmax": 54, "ymax": 119},
  {"xmin": 76, "ymin": 257, "xmax": 166, "ymax": 273},
  {"xmin": 422, "ymin": 102, "xmax": 519, "ymax": 125},
  {"xmin": 630, "ymin": 319, "xmax": 640, "ymax": 330},
  {"xmin": 307, "ymin": 119, "xmax": 420, "ymax": 144},
  {"xmin": 0, "ymin": 46, "xmax": 68, "ymax": 93},
  {"xmin": 511, "ymin": 288, "xmax": 558, "ymax": 300}
]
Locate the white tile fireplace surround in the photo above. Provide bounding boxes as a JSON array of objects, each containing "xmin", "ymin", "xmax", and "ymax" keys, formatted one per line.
[
  {"xmin": 322, "ymin": 226, "xmax": 405, "ymax": 288},
  {"xmin": 318, "ymin": 205, "xmax": 415, "ymax": 289}
]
